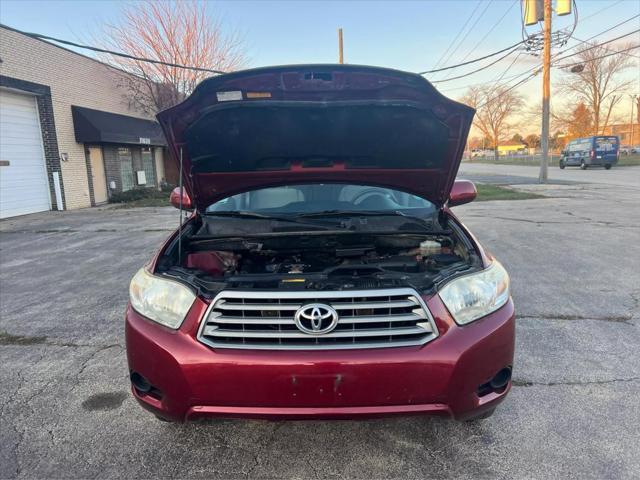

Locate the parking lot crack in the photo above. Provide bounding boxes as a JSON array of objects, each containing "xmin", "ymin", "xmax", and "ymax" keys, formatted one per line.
[
  {"xmin": 517, "ymin": 314, "xmax": 632, "ymax": 324},
  {"xmin": 513, "ymin": 377, "xmax": 640, "ymax": 387},
  {"xmin": 70, "ymin": 344, "xmax": 124, "ymax": 396},
  {"xmin": 462, "ymin": 214, "xmax": 636, "ymax": 229},
  {"xmin": 0, "ymin": 330, "xmax": 122, "ymax": 348},
  {"xmin": 6, "ymin": 348, "xmax": 47, "ymax": 477},
  {"xmin": 304, "ymin": 457, "xmax": 321, "ymax": 480}
]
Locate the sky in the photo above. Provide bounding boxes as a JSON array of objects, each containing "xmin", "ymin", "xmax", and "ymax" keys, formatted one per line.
[{"xmin": 1, "ymin": 0, "xmax": 639, "ymax": 133}]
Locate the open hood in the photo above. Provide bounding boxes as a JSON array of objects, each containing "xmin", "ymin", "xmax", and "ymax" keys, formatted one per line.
[{"xmin": 157, "ymin": 64, "xmax": 474, "ymax": 210}]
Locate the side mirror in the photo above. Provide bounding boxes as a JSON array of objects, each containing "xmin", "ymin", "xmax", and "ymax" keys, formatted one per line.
[
  {"xmin": 449, "ymin": 180, "xmax": 477, "ymax": 207},
  {"xmin": 170, "ymin": 187, "xmax": 193, "ymax": 210}
]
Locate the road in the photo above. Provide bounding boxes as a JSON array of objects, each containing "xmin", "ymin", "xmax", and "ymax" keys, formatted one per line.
[
  {"xmin": 459, "ymin": 163, "xmax": 640, "ymax": 188},
  {"xmin": 1, "ymin": 174, "xmax": 639, "ymax": 479}
]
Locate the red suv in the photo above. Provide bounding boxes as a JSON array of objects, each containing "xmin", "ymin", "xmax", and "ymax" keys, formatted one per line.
[{"xmin": 126, "ymin": 65, "xmax": 514, "ymax": 422}]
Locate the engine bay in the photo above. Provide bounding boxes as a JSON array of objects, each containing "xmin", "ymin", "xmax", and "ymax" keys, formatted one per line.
[
  {"xmin": 185, "ymin": 238, "xmax": 461, "ymax": 276},
  {"xmin": 156, "ymin": 218, "xmax": 481, "ymax": 296}
]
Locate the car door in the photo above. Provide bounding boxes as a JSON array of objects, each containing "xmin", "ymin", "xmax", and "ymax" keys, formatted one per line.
[
  {"xmin": 577, "ymin": 139, "xmax": 589, "ymax": 162},
  {"xmin": 562, "ymin": 142, "xmax": 575, "ymax": 163},
  {"xmin": 569, "ymin": 141, "xmax": 581, "ymax": 163},
  {"xmin": 594, "ymin": 137, "xmax": 618, "ymax": 163}
]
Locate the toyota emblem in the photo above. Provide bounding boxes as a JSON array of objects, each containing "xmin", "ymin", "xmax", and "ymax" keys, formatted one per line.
[{"xmin": 294, "ymin": 304, "xmax": 339, "ymax": 335}]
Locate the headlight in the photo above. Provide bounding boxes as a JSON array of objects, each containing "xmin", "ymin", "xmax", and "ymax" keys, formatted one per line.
[
  {"xmin": 129, "ymin": 268, "xmax": 196, "ymax": 329},
  {"xmin": 439, "ymin": 261, "xmax": 510, "ymax": 325}
]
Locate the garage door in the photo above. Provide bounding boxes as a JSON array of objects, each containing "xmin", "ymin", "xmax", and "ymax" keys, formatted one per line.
[{"xmin": 0, "ymin": 89, "xmax": 51, "ymax": 218}]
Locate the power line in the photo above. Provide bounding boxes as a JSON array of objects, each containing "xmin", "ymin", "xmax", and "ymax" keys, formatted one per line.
[
  {"xmin": 427, "ymin": 8, "xmax": 636, "ymax": 85},
  {"xmin": 432, "ymin": 14, "xmax": 640, "ymax": 79},
  {"xmin": 490, "ymin": 49, "xmax": 525, "ymax": 86},
  {"xmin": 554, "ymin": 14, "xmax": 640, "ymax": 57},
  {"xmin": 439, "ymin": 68, "xmax": 532, "ymax": 93},
  {"xmin": 439, "ymin": 0, "xmax": 518, "ymax": 80},
  {"xmin": 470, "ymin": 43, "xmax": 640, "ymax": 109},
  {"xmin": 4, "ymin": 20, "xmax": 532, "ymax": 81},
  {"xmin": 3, "ymin": 14, "xmax": 636, "ymax": 90},
  {"xmin": 433, "ymin": 0, "xmax": 495, "ymax": 77},
  {"xmin": 571, "ymin": 35, "xmax": 640, "ymax": 59},
  {"xmin": 553, "ymin": 29, "xmax": 640, "ymax": 63},
  {"xmin": 476, "ymin": 69, "xmax": 541, "ymax": 109},
  {"xmin": 431, "ymin": 46, "xmax": 522, "ymax": 83},
  {"xmin": 574, "ymin": 14, "xmax": 639, "ymax": 45},
  {"xmin": 472, "ymin": 44, "xmax": 640, "ymax": 109},
  {"xmin": 418, "ymin": 40, "xmax": 525, "ymax": 75},
  {"xmin": 578, "ymin": 0, "xmax": 624, "ymax": 25},
  {"xmin": 0, "ymin": 23, "xmax": 227, "ymax": 74},
  {"xmin": 456, "ymin": 14, "xmax": 640, "ymax": 114},
  {"xmin": 430, "ymin": 0, "xmax": 484, "ymax": 71},
  {"xmin": 555, "ymin": 44, "xmax": 640, "ymax": 69},
  {"xmin": 458, "ymin": 24, "xmax": 640, "ymax": 94}
]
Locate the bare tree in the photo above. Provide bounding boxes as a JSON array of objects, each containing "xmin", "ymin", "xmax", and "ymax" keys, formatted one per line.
[
  {"xmin": 557, "ymin": 41, "xmax": 634, "ymax": 134},
  {"xmin": 100, "ymin": 0, "xmax": 246, "ymax": 114},
  {"xmin": 524, "ymin": 133, "xmax": 540, "ymax": 149},
  {"xmin": 461, "ymin": 85, "xmax": 525, "ymax": 153}
]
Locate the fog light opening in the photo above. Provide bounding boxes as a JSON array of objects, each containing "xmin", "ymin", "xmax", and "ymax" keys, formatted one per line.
[
  {"xmin": 477, "ymin": 367, "xmax": 512, "ymax": 397},
  {"xmin": 490, "ymin": 367, "xmax": 512, "ymax": 391},
  {"xmin": 130, "ymin": 372, "xmax": 151, "ymax": 393}
]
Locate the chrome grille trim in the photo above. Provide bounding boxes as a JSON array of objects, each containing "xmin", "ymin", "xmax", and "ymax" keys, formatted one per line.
[{"xmin": 197, "ymin": 289, "xmax": 439, "ymax": 350}]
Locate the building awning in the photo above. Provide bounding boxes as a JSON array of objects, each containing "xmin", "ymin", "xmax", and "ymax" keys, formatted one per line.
[{"xmin": 71, "ymin": 106, "xmax": 166, "ymax": 146}]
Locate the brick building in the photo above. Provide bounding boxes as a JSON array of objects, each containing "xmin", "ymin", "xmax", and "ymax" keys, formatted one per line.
[
  {"xmin": 601, "ymin": 122, "xmax": 640, "ymax": 146},
  {"xmin": 0, "ymin": 25, "xmax": 169, "ymax": 219}
]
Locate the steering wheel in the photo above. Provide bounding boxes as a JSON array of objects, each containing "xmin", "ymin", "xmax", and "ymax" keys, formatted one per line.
[{"xmin": 352, "ymin": 189, "xmax": 394, "ymax": 206}]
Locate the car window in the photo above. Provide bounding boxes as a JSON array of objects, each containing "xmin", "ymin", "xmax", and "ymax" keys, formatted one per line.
[
  {"xmin": 595, "ymin": 137, "xmax": 618, "ymax": 151},
  {"xmin": 206, "ymin": 184, "xmax": 436, "ymax": 214}
]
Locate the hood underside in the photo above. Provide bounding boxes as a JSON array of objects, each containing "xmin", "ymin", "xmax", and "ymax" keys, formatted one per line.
[{"xmin": 157, "ymin": 64, "xmax": 474, "ymax": 209}]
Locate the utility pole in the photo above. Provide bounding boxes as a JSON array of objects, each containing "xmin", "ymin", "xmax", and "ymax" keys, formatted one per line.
[
  {"xmin": 338, "ymin": 28, "xmax": 344, "ymax": 64},
  {"xmin": 539, "ymin": 0, "xmax": 552, "ymax": 183}
]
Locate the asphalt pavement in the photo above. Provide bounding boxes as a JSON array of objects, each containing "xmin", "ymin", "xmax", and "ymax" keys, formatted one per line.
[
  {"xmin": 459, "ymin": 162, "xmax": 640, "ymax": 188},
  {"xmin": 1, "ymin": 167, "xmax": 639, "ymax": 479}
]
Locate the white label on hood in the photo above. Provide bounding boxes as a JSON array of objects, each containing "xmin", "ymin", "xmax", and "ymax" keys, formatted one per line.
[{"xmin": 216, "ymin": 91, "xmax": 243, "ymax": 102}]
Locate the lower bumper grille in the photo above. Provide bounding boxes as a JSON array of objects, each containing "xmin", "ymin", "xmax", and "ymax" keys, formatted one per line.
[{"xmin": 198, "ymin": 289, "xmax": 438, "ymax": 350}]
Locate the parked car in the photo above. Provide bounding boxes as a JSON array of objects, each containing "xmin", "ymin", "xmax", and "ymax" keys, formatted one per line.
[
  {"xmin": 620, "ymin": 145, "xmax": 631, "ymax": 155},
  {"xmin": 631, "ymin": 145, "xmax": 640, "ymax": 154},
  {"xmin": 126, "ymin": 65, "xmax": 514, "ymax": 423},
  {"xmin": 470, "ymin": 148, "xmax": 495, "ymax": 157},
  {"xmin": 559, "ymin": 135, "xmax": 620, "ymax": 169}
]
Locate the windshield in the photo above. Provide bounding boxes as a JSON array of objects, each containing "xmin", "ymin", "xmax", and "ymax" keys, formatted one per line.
[{"xmin": 206, "ymin": 184, "xmax": 436, "ymax": 215}]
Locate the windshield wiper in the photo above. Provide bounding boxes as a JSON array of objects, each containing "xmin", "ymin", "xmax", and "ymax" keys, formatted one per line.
[
  {"xmin": 207, "ymin": 211, "xmax": 286, "ymax": 220},
  {"xmin": 296, "ymin": 210, "xmax": 434, "ymax": 229},
  {"xmin": 205, "ymin": 211, "xmax": 332, "ymax": 228}
]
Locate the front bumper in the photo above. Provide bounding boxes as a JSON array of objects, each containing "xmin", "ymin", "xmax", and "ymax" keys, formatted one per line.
[{"xmin": 125, "ymin": 294, "xmax": 515, "ymax": 422}]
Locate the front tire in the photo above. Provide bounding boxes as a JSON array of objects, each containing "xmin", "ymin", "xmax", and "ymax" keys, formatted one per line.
[
  {"xmin": 605, "ymin": 164, "xmax": 612, "ymax": 170},
  {"xmin": 580, "ymin": 161, "xmax": 587, "ymax": 170}
]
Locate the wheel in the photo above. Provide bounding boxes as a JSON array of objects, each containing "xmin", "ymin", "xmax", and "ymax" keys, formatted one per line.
[
  {"xmin": 604, "ymin": 164, "xmax": 612, "ymax": 170},
  {"xmin": 559, "ymin": 161, "xmax": 565, "ymax": 169},
  {"xmin": 580, "ymin": 161, "xmax": 587, "ymax": 170}
]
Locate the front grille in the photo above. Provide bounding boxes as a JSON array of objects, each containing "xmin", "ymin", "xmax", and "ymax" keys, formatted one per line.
[{"xmin": 197, "ymin": 289, "xmax": 438, "ymax": 350}]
